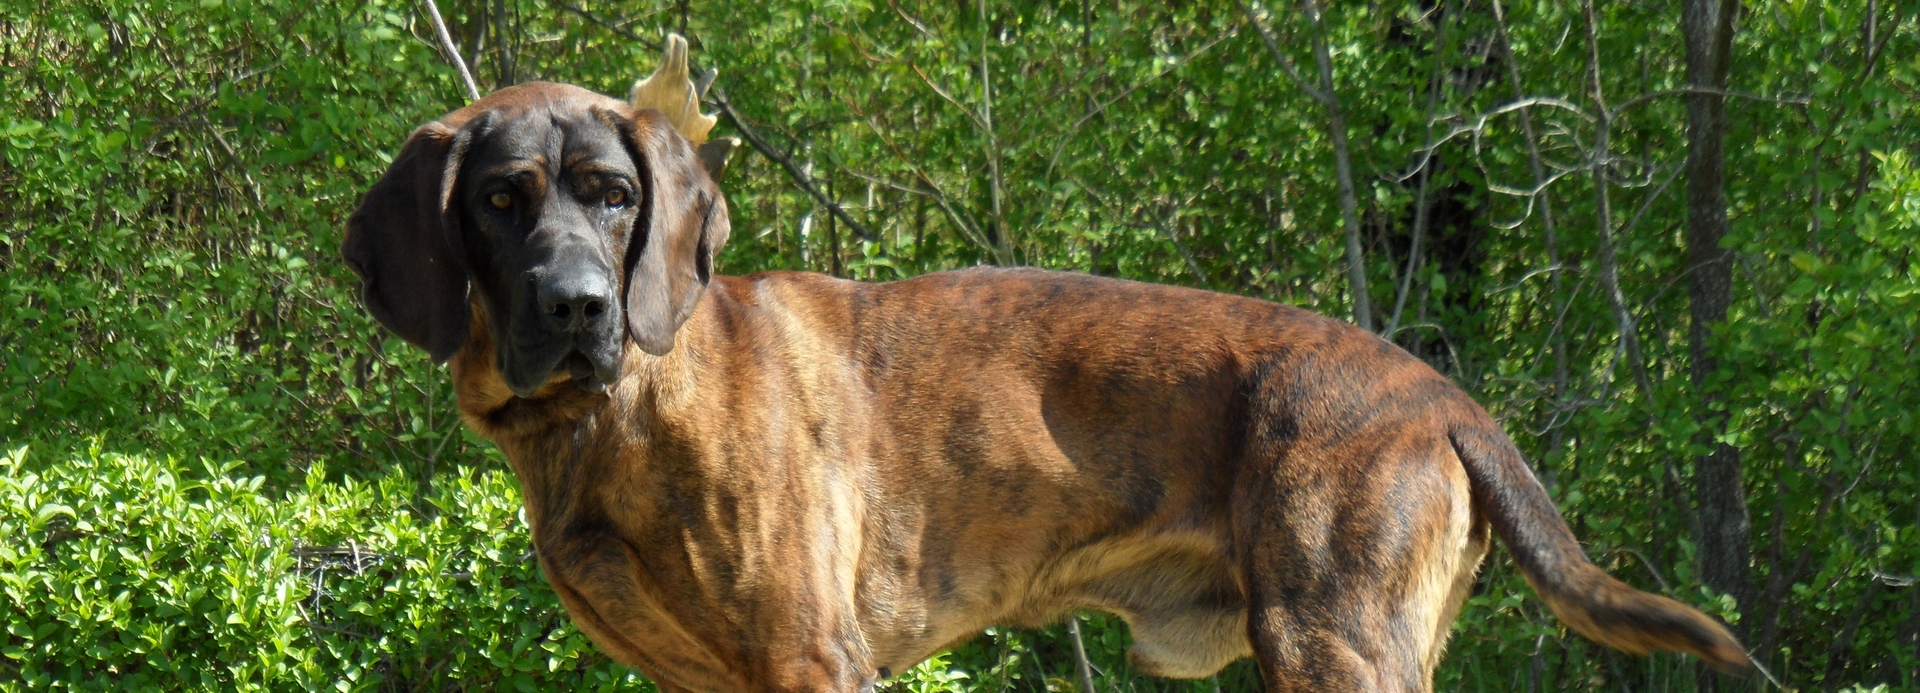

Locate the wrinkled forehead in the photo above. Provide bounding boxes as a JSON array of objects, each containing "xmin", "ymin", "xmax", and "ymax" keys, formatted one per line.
[{"xmin": 452, "ymin": 83, "xmax": 639, "ymax": 178}]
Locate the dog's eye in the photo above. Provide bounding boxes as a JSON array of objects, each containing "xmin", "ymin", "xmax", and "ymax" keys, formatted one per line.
[
  {"xmin": 488, "ymin": 192, "xmax": 513, "ymax": 210},
  {"xmin": 605, "ymin": 188, "xmax": 627, "ymax": 207}
]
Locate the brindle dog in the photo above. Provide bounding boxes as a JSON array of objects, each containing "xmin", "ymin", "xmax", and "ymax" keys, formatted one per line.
[{"xmin": 342, "ymin": 81, "xmax": 1749, "ymax": 692}]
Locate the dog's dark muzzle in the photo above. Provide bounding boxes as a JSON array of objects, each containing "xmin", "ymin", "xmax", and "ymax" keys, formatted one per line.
[
  {"xmin": 535, "ymin": 268, "xmax": 614, "ymax": 334},
  {"xmin": 500, "ymin": 246, "xmax": 625, "ymax": 398}
]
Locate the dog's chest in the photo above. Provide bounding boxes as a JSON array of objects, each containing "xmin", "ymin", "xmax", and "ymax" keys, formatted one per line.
[{"xmin": 510, "ymin": 422, "xmax": 878, "ymax": 685}]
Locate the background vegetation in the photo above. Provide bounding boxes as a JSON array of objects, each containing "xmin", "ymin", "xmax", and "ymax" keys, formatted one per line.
[{"xmin": 2, "ymin": 0, "xmax": 1916, "ymax": 689}]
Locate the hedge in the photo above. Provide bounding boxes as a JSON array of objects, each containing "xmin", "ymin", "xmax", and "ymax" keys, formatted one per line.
[{"xmin": 0, "ymin": 444, "xmax": 651, "ymax": 691}]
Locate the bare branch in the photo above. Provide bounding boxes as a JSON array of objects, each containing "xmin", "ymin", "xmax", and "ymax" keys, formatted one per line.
[
  {"xmin": 1388, "ymin": 3, "xmax": 1455, "ymax": 337},
  {"xmin": 1067, "ymin": 617, "xmax": 1099, "ymax": 693},
  {"xmin": 1237, "ymin": 1, "xmax": 1332, "ymax": 105},
  {"xmin": 550, "ymin": 1, "xmax": 661, "ymax": 50},
  {"xmin": 1044, "ymin": 24, "xmax": 1240, "ymax": 179},
  {"xmin": 1582, "ymin": 0, "xmax": 1653, "ymax": 400},
  {"xmin": 1616, "ymin": 547, "xmax": 1676, "ymax": 594},
  {"xmin": 840, "ymin": 168, "xmax": 997, "ymax": 255},
  {"xmin": 421, "ymin": 0, "xmax": 480, "ymax": 101},
  {"xmin": 1609, "ymin": 85, "xmax": 1810, "ymax": 117},
  {"xmin": 1873, "ymin": 569, "xmax": 1918, "ymax": 588},
  {"xmin": 884, "ymin": 0, "xmax": 938, "ymax": 40},
  {"xmin": 1144, "ymin": 213, "xmax": 1211, "ymax": 290},
  {"xmin": 1245, "ymin": 0, "xmax": 1372, "ymax": 330},
  {"xmin": 1397, "ymin": 96, "xmax": 1593, "ymax": 186},
  {"xmin": 1616, "ymin": 164, "xmax": 1685, "ymax": 240},
  {"xmin": 710, "ymin": 89, "xmax": 878, "ymax": 242},
  {"xmin": 1485, "ymin": 167, "xmax": 1589, "ymax": 198},
  {"xmin": 1299, "ymin": 0, "xmax": 1373, "ymax": 331},
  {"xmin": 837, "ymin": 97, "xmax": 1000, "ymax": 255},
  {"xmin": 906, "ymin": 62, "xmax": 989, "ymax": 133}
]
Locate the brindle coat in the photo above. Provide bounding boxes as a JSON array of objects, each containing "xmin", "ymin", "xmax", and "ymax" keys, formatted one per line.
[{"xmin": 343, "ymin": 83, "xmax": 1749, "ymax": 692}]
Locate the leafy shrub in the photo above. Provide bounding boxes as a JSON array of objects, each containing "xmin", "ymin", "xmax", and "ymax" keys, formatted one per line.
[
  {"xmin": 0, "ymin": 445, "xmax": 650, "ymax": 691},
  {"xmin": 1, "ymin": 443, "xmax": 1263, "ymax": 692}
]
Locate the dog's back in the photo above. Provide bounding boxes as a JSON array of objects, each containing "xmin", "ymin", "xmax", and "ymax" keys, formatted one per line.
[{"xmin": 693, "ymin": 266, "xmax": 1747, "ymax": 686}]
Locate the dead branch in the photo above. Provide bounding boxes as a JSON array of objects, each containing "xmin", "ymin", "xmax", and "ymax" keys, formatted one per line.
[
  {"xmin": 1044, "ymin": 25, "xmax": 1240, "ymax": 179},
  {"xmin": 1067, "ymin": 616, "xmax": 1099, "ymax": 693},
  {"xmin": 420, "ymin": 0, "xmax": 479, "ymax": 101},
  {"xmin": 1237, "ymin": 1, "xmax": 1331, "ymax": 105},
  {"xmin": 1387, "ymin": 2, "xmax": 1456, "ymax": 337},
  {"xmin": 1581, "ymin": 0, "xmax": 1654, "ymax": 401},
  {"xmin": 837, "ymin": 98, "xmax": 999, "ymax": 255},
  {"xmin": 1243, "ymin": 0, "xmax": 1371, "ymax": 330},
  {"xmin": 550, "ymin": 1, "xmax": 660, "ymax": 50},
  {"xmin": 710, "ymin": 89, "xmax": 877, "ymax": 242}
]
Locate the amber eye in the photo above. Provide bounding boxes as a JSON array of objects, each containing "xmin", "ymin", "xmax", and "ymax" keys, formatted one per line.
[
  {"xmin": 488, "ymin": 192, "xmax": 513, "ymax": 209},
  {"xmin": 605, "ymin": 188, "xmax": 627, "ymax": 207}
]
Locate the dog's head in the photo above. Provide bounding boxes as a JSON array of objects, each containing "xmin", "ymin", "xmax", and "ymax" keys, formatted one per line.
[{"xmin": 342, "ymin": 82, "xmax": 730, "ymax": 398}]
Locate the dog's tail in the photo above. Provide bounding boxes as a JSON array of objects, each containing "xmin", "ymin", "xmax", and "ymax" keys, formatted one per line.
[{"xmin": 1448, "ymin": 405, "xmax": 1751, "ymax": 675}]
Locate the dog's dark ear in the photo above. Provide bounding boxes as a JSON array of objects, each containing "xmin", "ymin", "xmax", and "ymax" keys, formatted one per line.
[
  {"xmin": 615, "ymin": 109, "xmax": 731, "ymax": 356},
  {"xmin": 341, "ymin": 121, "xmax": 479, "ymax": 363}
]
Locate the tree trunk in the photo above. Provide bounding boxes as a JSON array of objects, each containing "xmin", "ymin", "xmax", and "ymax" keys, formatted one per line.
[{"xmin": 1682, "ymin": 0, "xmax": 1752, "ymax": 687}]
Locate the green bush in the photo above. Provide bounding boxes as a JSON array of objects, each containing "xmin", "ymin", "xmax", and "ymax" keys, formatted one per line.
[
  {"xmin": 1, "ymin": 443, "xmax": 1260, "ymax": 692},
  {"xmin": 0, "ymin": 445, "xmax": 650, "ymax": 691}
]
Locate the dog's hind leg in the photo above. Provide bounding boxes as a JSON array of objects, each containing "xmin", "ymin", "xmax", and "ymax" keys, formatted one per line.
[{"xmin": 1233, "ymin": 427, "xmax": 1484, "ymax": 692}]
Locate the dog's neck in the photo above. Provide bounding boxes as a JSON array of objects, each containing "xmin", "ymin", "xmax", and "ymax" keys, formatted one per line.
[
  {"xmin": 449, "ymin": 299, "xmax": 719, "ymax": 538},
  {"xmin": 449, "ymin": 301, "xmax": 705, "ymax": 445}
]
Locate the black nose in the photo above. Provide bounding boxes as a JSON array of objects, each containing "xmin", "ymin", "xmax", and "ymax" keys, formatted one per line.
[{"xmin": 536, "ymin": 273, "xmax": 613, "ymax": 333}]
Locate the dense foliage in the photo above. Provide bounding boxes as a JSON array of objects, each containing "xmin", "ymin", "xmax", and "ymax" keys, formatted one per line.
[
  {"xmin": 2, "ymin": 0, "xmax": 1915, "ymax": 689},
  {"xmin": 1, "ymin": 446, "xmax": 652, "ymax": 690}
]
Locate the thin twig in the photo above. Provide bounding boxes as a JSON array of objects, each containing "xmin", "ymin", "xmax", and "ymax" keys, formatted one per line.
[
  {"xmin": 884, "ymin": 0, "xmax": 938, "ymax": 39},
  {"xmin": 551, "ymin": 1, "xmax": 661, "ymax": 51},
  {"xmin": 1044, "ymin": 25, "xmax": 1240, "ymax": 178},
  {"xmin": 977, "ymin": 0, "xmax": 1011, "ymax": 264},
  {"xmin": 1067, "ymin": 616, "xmax": 1099, "ymax": 693},
  {"xmin": 1617, "ymin": 547, "xmax": 1676, "ymax": 594},
  {"xmin": 1147, "ymin": 213, "xmax": 1211, "ymax": 290},
  {"xmin": 711, "ymin": 89, "xmax": 878, "ymax": 241},
  {"xmin": 1400, "ymin": 96, "xmax": 1592, "ymax": 184},
  {"xmin": 835, "ymin": 104, "xmax": 999, "ymax": 254},
  {"xmin": 1609, "ymin": 85, "xmax": 1809, "ymax": 116},
  {"xmin": 1484, "ymin": 168, "xmax": 1585, "ymax": 204},
  {"xmin": 1618, "ymin": 164, "xmax": 1685, "ymax": 240},
  {"xmin": 829, "ymin": 88, "xmax": 997, "ymax": 260},
  {"xmin": 1388, "ymin": 2, "xmax": 1455, "ymax": 337},
  {"xmin": 421, "ymin": 0, "xmax": 480, "ymax": 101},
  {"xmin": 1873, "ymin": 569, "xmax": 1917, "ymax": 587},
  {"xmin": 1582, "ymin": 0, "xmax": 1653, "ymax": 400},
  {"xmin": 906, "ymin": 63, "xmax": 990, "ymax": 133},
  {"xmin": 1746, "ymin": 652, "xmax": 1788, "ymax": 691},
  {"xmin": 1238, "ymin": 1, "xmax": 1331, "ymax": 105}
]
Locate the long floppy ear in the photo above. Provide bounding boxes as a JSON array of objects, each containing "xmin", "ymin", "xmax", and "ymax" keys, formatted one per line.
[
  {"xmin": 613, "ymin": 109, "xmax": 731, "ymax": 356},
  {"xmin": 340, "ymin": 120, "xmax": 480, "ymax": 363}
]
